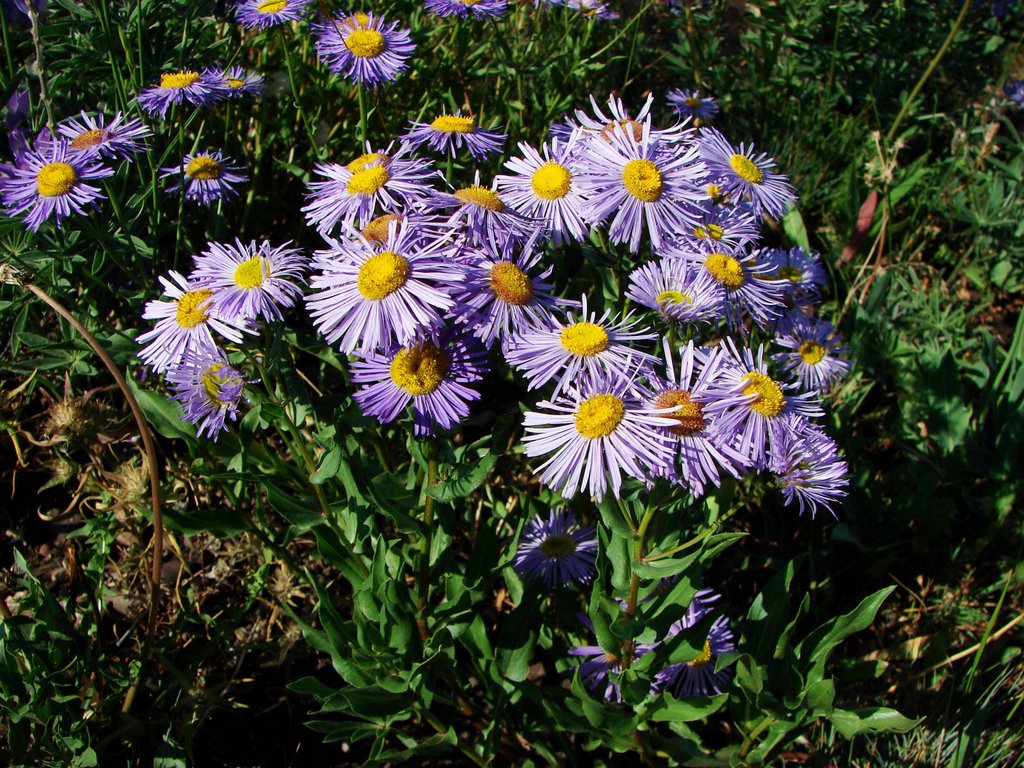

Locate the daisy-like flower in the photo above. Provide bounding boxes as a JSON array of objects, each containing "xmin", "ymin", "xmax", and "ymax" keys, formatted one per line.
[
  {"xmin": 234, "ymin": 0, "xmax": 310, "ymax": 28},
  {"xmin": 768, "ymin": 415, "xmax": 849, "ymax": 517},
  {"xmin": 697, "ymin": 127, "xmax": 796, "ymax": 219},
  {"xmin": 512, "ymin": 509, "xmax": 597, "ymax": 587},
  {"xmin": 653, "ymin": 590, "xmax": 735, "ymax": 698},
  {"xmin": 551, "ymin": 92, "xmax": 684, "ymax": 148},
  {"xmin": 350, "ymin": 329, "xmax": 488, "ymax": 437},
  {"xmin": 569, "ymin": 615, "xmax": 658, "ymax": 703},
  {"xmin": 425, "ymin": 171, "xmax": 535, "ymax": 248},
  {"xmin": 641, "ymin": 341, "xmax": 749, "ymax": 496},
  {"xmin": 505, "ymin": 295, "xmax": 658, "ymax": 396},
  {"xmin": 558, "ymin": 0, "xmax": 620, "ymax": 19},
  {"xmin": 666, "ymin": 88, "xmax": 719, "ymax": 125},
  {"xmin": 703, "ymin": 341, "xmax": 823, "ymax": 470},
  {"xmin": 167, "ymin": 348, "xmax": 246, "ymax": 440},
  {"xmin": 314, "ymin": 12, "xmax": 415, "ymax": 87},
  {"xmin": 626, "ymin": 258, "xmax": 725, "ymax": 327},
  {"xmin": 577, "ymin": 121, "xmax": 705, "ymax": 253},
  {"xmin": 191, "ymin": 238, "xmax": 307, "ymax": 323},
  {"xmin": 759, "ymin": 246, "xmax": 828, "ymax": 303},
  {"xmin": 692, "ymin": 249, "xmax": 786, "ymax": 329},
  {"xmin": 402, "ymin": 111, "xmax": 506, "ymax": 161},
  {"xmin": 302, "ymin": 144, "xmax": 437, "ymax": 233},
  {"xmin": 203, "ymin": 65, "xmax": 263, "ymax": 98},
  {"xmin": 161, "ymin": 149, "xmax": 247, "ymax": 206},
  {"xmin": 0, "ymin": 138, "xmax": 112, "ymax": 231},
  {"xmin": 673, "ymin": 203, "xmax": 760, "ymax": 256},
  {"xmin": 1005, "ymin": 79, "xmax": 1024, "ymax": 108},
  {"xmin": 56, "ymin": 111, "xmax": 152, "ymax": 160},
  {"xmin": 305, "ymin": 221, "xmax": 463, "ymax": 354},
  {"xmin": 425, "ymin": 0, "xmax": 506, "ymax": 20},
  {"xmin": 136, "ymin": 70, "xmax": 220, "ymax": 118},
  {"xmin": 773, "ymin": 315, "xmax": 850, "ymax": 393},
  {"xmin": 453, "ymin": 234, "xmax": 565, "ymax": 349},
  {"xmin": 137, "ymin": 271, "xmax": 252, "ymax": 374},
  {"xmin": 495, "ymin": 136, "xmax": 590, "ymax": 245},
  {"xmin": 522, "ymin": 373, "xmax": 675, "ymax": 500}
]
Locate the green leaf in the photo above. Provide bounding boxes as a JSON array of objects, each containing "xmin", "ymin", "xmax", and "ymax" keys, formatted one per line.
[
  {"xmin": 747, "ymin": 556, "xmax": 805, "ymax": 662},
  {"xmin": 128, "ymin": 378, "xmax": 194, "ymax": 441},
  {"xmin": 311, "ymin": 446, "xmax": 343, "ymax": 485},
  {"xmin": 647, "ymin": 693, "xmax": 727, "ymax": 722},
  {"xmin": 781, "ymin": 206, "xmax": 810, "ymax": 250},
  {"xmin": 829, "ymin": 707, "xmax": 921, "ymax": 738},
  {"xmin": 798, "ymin": 586, "xmax": 895, "ymax": 681},
  {"xmin": 426, "ymin": 452, "xmax": 496, "ymax": 501}
]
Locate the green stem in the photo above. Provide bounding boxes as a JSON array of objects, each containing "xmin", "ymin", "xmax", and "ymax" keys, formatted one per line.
[
  {"xmin": 1, "ymin": 9, "xmax": 16, "ymax": 80},
  {"xmin": 26, "ymin": 3, "xmax": 55, "ymax": 133},
  {"xmin": 885, "ymin": 0, "xmax": 973, "ymax": 146},
  {"xmin": 279, "ymin": 25, "xmax": 319, "ymax": 154},
  {"xmin": 173, "ymin": 106, "xmax": 187, "ymax": 273},
  {"xmin": 357, "ymin": 83, "xmax": 368, "ymax": 146},
  {"xmin": 682, "ymin": 2, "xmax": 704, "ymax": 89},
  {"xmin": 738, "ymin": 715, "xmax": 777, "ymax": 761},
  {"xmin": 643, "ymin": 506, "xmax": 739, "ymax": 562},
  {"xmin": 416, "ymin": 442, "xmax": 439, "ymax": 641},
  {"xmin": 625, "ymin": 504, "xmax": 656, "ymax": 620}
]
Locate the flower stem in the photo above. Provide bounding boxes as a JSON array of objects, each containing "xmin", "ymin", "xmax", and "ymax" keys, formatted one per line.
[
  {"xmin": 357, "ymin": 83, "xmax": 368, "ymax": 146},
  {"xmin": 738, "ymin": 715, "xmax": 777, "ymax": 761},
  {"xmin": 26, "ymin": 3, "xmax": 55, "ymax": 133},
  {"xmin": 278, "ymin": 25, "xmax": 319, "ymax": 155},
  {"xmin": 416, "ymin": 441, "xmax": 439, "ymax": 641}
]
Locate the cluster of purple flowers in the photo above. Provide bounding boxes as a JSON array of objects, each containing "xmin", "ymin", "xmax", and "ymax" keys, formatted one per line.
[{"xmin": 136, "ymin": 65, "xmax": 262, "ymax": 118}]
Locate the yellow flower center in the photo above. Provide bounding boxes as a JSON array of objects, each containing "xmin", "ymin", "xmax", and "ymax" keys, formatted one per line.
[
  {"xmin": 530, "ymin": 162, "xmax": 572, "ymax": 200},
  {"xmin": 742, "ymin": 372, "xmax": 785, "ymax": 418},
  {"xmin": 690, "ymin": 639, "xmax": 713, "ymax": 667},
  {"xmin": 684, "ymin": 97, "xmax": 702, "ymax": 108},
  {"xmin": 257, "ymin": 0, "xmax": 287, "ymax": 12},
  {"xmin": 346, "ymin": 165, "xmax": 390, "ymax": 195},
  {"xmin": 201, "ymin": 363, "xmax": 235, "ymax": 405},
  {"xmin": 346, "ymin": 152, "xmax": 387, "ymax": 173},
  {"xmin": 455, "ymin": 185, "xmax": 505, "ymax": 212},
  {"xmin": 729, "ymin": 153, "xmax": 764, "ymax": 184},
  {"xmin": 357, "ymin": 250, "xmax": 409, "ymax": 300},
  {"xmin": 389, "ymin": 342, "xmax": 450, "ymax": 396},
  {"xmin": 70, "ymin": 129, "xmax": 104, "ymax": 149},
  {"xmin": 175, "ymin": 289, "xmax": 213, "ymax": 329},
  {"xmin": 185, "ymin": 155, "xmax": 222, "ymax": 180},
  {"xmin": 706, "ymin": 184, "xmax": 728, "ymax": 204},
  {"xmin": 233, "ymin": 256, "xmax": 270, "ymax": 290},
  {"xmin": 342, "ymin": 12, "xmax": 370, "ymax": 29},
  {"xmin": 160, "ymin": 71, "xmax": 200, "ymax": 89},
  {"xmin": 705, "ymin": 253, "xmax": 744, "ymax": 290},
  {"xmin": 575, "ymin": 393, "xmax": 625, "ymax": 439},
  {"xmin": 656, "ymin": 289, "xmax": 691, "ymax": 307},
  {"xmin": 705, "ymin": 224, "xmax": 723, "ymax": 240},
  {"xmin": 36, "ymin": 162, "xmax": 77, "ymax": 197},
  {"xmin": 430, "ymin": 114, "xmax": 475, "ymax": 133},
  {"xmin": 539, "ymin": 534, "xmax": 577, "ymax": 558},
  {"xmin": 490, "ymin": 262, "xmax": 533, "ymax": 306},
  {"xmin": 776, "ymin": 265, "xmax": 803, "ymax": 282},
  {"xmin": 361, "ymin": 213, "xmax": 403, "ymax": 243},
  {"xmin": 621, "ymin": 159, "xmax": 663, "ymax": 202},
  {"xmin": 226, "ymin": 78, "xmax": 245, "ymax": 88},
  {"xmin": 559, "ymin": 322, "xmax": 608, "ymax": 356},
  {"xmin": 799, "ymin": 341, "xmax": 826, "ymax": 365},
  {"xmin": 344, "ymin": 28, "xmax": 386, "ymax": 58},
  {"xmin": 599, "ymin": 119, "xmax": 643, "ymax": 142},
  {"xmin": 455, "ymin": 0, "xmax": 481, "ymax": 4},
  {"xmin": 654, "ymin": 389, "xmax": 705, "ymax": 436}
]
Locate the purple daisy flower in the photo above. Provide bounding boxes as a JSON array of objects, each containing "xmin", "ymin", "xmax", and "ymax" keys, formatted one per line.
[
  {"xmin": 522, "ymin": 372, "xmax": 676, "ymax": 500},
  {"xmin": 305, "ymin": 220, "xmax": 463, "ymax": 354},
  {"xmin": 557, "ymin": 0, "xmax": 620, "ymax": 19},
  {"xmin": 190, "ymin": 238, "xmax": 307, "ymax": 323},
  {"xmin": 495, "ymin": 136, "xmax": 591, "ymax": 245},
  {"xmin": 672, "ymin": 202, "xmax": 761, "ymax": 256},
  {"xmin": 692, "ymin": 249, "xmax": 786, "ymax": 329},
  {"xmin": 512, "ymin": 509, "xmax": 597, "ymax": 587},
  {"xmin": 160, "ymin": 149, "xmax": 247, "ymax": 206},
  {"xmin": 137, "ymin": 271, "xmax": 253, "ymax": 374},
  {"xmin": 136, "ymin": 70, "xmax": 220, "ymax": 118},
  {"xmin": 56, "ymin": 111, "xmax": 152, "ymax": 160},
  {"xmin": 773, "ymin": 315, "xmax": 851, "ymax": 393},
  {"xmin": 551, "ymin": 92, "xmax": 686, "ymax": 149},
  {"xmin": 569, "ymin": 615, "xmax": 658, "ymax": 703},
  {"xmin": 167, "ymin": 348, "xmax": 246, "ymax": 440},
  {"xmin": 768, "ymin": 414, "xmax": 849, "ymax": 518},
  {"xmin": 505, "ymin": 294, "xmax": 658, "ymax": 396},
  {"xmin": 0, "ymin": 138, "xmax": 112, "ymax": 231},
  {"xmin": 425, "ymin": 171, "xmax": 536, "ymax": 249},
  {"xmin": 1004, "ymin": 79, "xmax": 1024, "ymax": 108},
  {"xmin": 302, "ymin": 144, "xmax": 438, "ymax": 234},
  {"xmin": 625, "ymin": 258, "xmax": 725, "ymax": 327},
  {"xmin": 653, "ymin": 590, "xmax": 735, "ymax": 698},
  {"xmin": 234, "ymin": 0, "xmax": 310, "ymax": 28},
  {"xmin": 350, "ymin": 328, "xmax": 488, "ymax": 437},
  {"xmin": 402, "ymin": 111, "xmax": 507, "ymax": 161},
  {"xmin": 425, "ymin": 0, "xmax": 506, "ymax": 19},
  {"xmin": 666, "ymin": 88, "xmax": 719, "ymax": 125},
  {"xmin": 697, "ymin": 127, "xmax": 796, "ymax": 219},
  {"xmin": 314, "ymin": 12, "xmax": 415, "ymax": 87},
  {"xmin": 577, "ymin": 121, "xmax": 706, "ymax": 253},
  {"xmin": 759, "ymin": 246, "xmax": 828, "ymax": 303},
  {"xmin": 203, "ymin": 65, "xmax": 264, "ymax": 98}
]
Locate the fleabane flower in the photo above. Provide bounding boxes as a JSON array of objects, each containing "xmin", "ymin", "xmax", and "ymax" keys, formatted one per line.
[
  {"xmin": 768, "ymin": 414, "xmax": 849, "ymax": 517},
  {"xmin": 759, "ymin": 246, "xmax": 828, "ymax": 303},
  {"xmin": 504, "ymin": 294, "xmax": 658, "ymax": 396},
  {"xmin": 305, "ymin": 220, "xmax": 463, "ymax": 354},
  {"xmin": 0, "ymin": 138, "xmax": 112, "ymax": 231},
  {"xmin": 653, "ymin": 590, "xmax": 735, "ymax": 698},
  {"xmin": 137, "ymin": 271, "xmax": 252, "ymax": 374},
  {"xmin": 167, "ymin": 348, "xmax": 246, "ymax": 440},
  {"xmin": 235, "ymin": 0, "xmax": 310, "ymax": 28},
  {"xmin": 551, "ymin": 92, "xmax": 685, "ymax": 149},
  {"xmin": 57, "ymin": 111, "xmax": 152, "ymax": 160},
  {"xmin": 203, "ymin": 65, "xmax": 264, "ymax": 98},
  {"xmin": 773, "ymin": 315, "xmax": 850, "ymax": 393},
  {"xmin": 673, "ymin": 203, "xmax": 760, "ymax": 256},
  {"xmin": 425, "ymin": 171, "xmax": 535, "ymax": 248},
  {"xmin": 350, "ymin": 328, "xmax": 488, "ymax": 437},
  {"xmin": 687, "ymin": 248, "xmax": 786, "ymax": 329},
  {"xmin": 495, "ymin": 136, "xmax": 591, "ymax": 245},
  {"xmin": 666, "ymin": 88, "xmax": 719, "ymax": 125},
  {"xmin": 569, "ymin": 614, "xmax": 658, "ymax": 703},
  {"xmin": 425, "ymin": 0, "xmax": 506, "ymax": 18},
  {"xmin": 512, "ymin": 509, "xmax": 597, "ymax": 587},
  {"xmin": 314, "ymin": 12, "xmax": 415, "ymax": 87},
  {"xmin": 577, "ymin": 121, "xmax": 705, "ymax": 253},
  {"xmin": 136, "ymin": 70, "xmax": 220, "ymax": 118},
  {"xmin": 625, "ymin": 258, "xmax": 725, "ymax": 327},
  {"xmin": 161, "ymin": 149, "xmax": 247, "ymax": 206},
  {"xmin": 522, "ymin": 373, "xmax": 675, "ymax": 500},
  {"xmin": 191, "ymin": 238, "xmax": 307, "ymax": 323},
  {"xmin": 402, "ymin": 111, "xmax": 506, "ymax": 161},
  {"xmin": 697, "ymin": 127, "xmax": 796, "ymax": 219}
]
